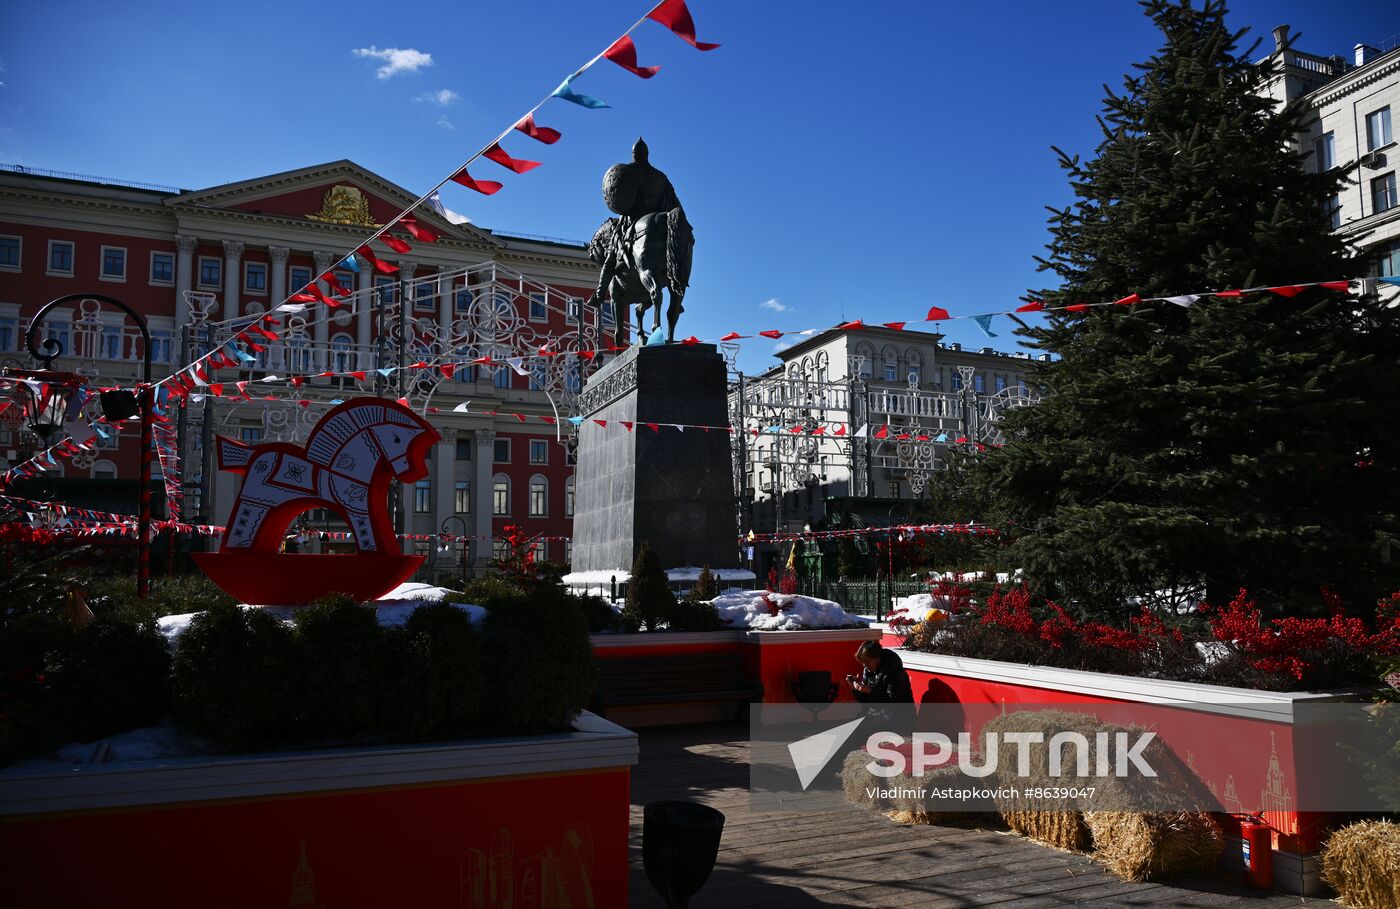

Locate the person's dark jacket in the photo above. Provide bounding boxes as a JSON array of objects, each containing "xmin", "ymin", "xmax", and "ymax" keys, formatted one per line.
[{"xmin": 854, "ymin": 649, "xmax": 914, "ymax": 703}]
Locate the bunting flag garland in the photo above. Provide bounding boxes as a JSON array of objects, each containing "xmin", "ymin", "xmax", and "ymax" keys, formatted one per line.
[
  {"xmin": 355, "ymin": 245, "xmax": 399, "ymax": 275},
  {"xmin": 483, "ymin": 142, "xmax": 543, "ymax": 174},
  {"xmin": 603, "ymin": 35, "xmax": 661, "ymax": 78},
  {"xmin": 381, "ymin": 234, "xmax": 413, "ymax": 254},
  {"xmin": 647, "ymin": 0, "xmax": 721, "ymax": 50},
  {"xmin": 551, "ymin": 76, "xmax": 610, "ymax": 109},
  {"xmin": 514, "ymin": 112, "xmax": 562, "ymax": 145},
  {"xmin": 744, "ymin": 523, "xmax": 996, "ymax": 545},
  {"xmin": 399, "ymin": 214, "xmax": 440, "ymax": 243}
]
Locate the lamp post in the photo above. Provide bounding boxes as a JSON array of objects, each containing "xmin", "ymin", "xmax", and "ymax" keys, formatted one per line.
[
  {"xmin": 440, "ymin": 513, "xmax": 470, "ymax": 587},
  {"xmin": 13, "ymin": 293, "xmax": 154, "ymax": 597}
]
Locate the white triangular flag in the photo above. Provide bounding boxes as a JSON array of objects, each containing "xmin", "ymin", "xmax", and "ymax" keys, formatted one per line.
[
  {"xmin": 260, "ymin": 375, "xmax": 281, "ymax": 383},
  {"xmin": 1165, "ymin": 295, "xmax": 1201, "ymax": 307},
  {"xmin": 672, "ymin": 424, "xmax": 684, "ymax": 432},
  {"xmin": 453, "ymin": 401, "xmax": 472, "ymax": 413},
  {"xmin": 506, "ymin": 357, "xmax": 529, "ymax": 376},
  {"xmin": 854, "ymin": 424, "xmax": 869, "ymax": 438}
]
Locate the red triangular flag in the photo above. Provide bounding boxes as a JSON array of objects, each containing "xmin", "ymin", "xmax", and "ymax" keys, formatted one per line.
[
  {"xmin": 1113, "ymin": 293, "xmax": 1141, "ymax": 306},
  {"xmin": 349, "ymin": 371, "xmax": 366, "ymax": 381},
  {"xmin": 647, "ymin": 0, "xmax": 720, "ymax": 50},
  {"xmin": 646, "ymin": 422, "xmax": 660, "ymax": 433},
  {"xmin": 381, "ymin": 234, "xmax": 412, "ymax": 254},
  {"xmin": 439, "ymin": 364, "xmax": 455, "ymax": 380},
  {"xmin": 483, "ymin": 142, "xmax": 542, "ymax": 174},
  {"xmin": 1016, "ymin": 301, "xmax": 1046, "ymax": 313},
  {"xmin": 399, "ymin": 214, "xmax": 440, "ymax": 243},
  {"xmin": 356, "ymin": 245, "xmax": 399, "ymax": 275},
  {"xmin": 451, "ymin": 168, "xmax": 503, "ymax": 195},
  {"xmin": 681, "ymin": 336, "xmax": 700, "ymax": 345},
  {"xmin": 926, "ymin": 306, "xmax": 951, "ymax": 321},
  {"xmin": 719, "ymin": 332, "xmax": 744, "ymax": 341},
  {"xmin": 207, "ymin": 383, "xmax": 223, "ymax": 397},
  {"xmin": 881, "ymin": 322, "xmax": 907, "ymax": 331},
  {"xmin": 837, "ymin": 320, "xmax": 863, "ymax": 330},
  {"xmin": 621, "ymin": 421, "xmax": 634, "ymax": 432},
  {"xmin": 1215, "ymin": 289, "xmax": 1242, "ymax": 298},
  {"xmin": 603, "ymin": 35, "xmax": 661, "ymax": 78},
  {"xmin": 514, "ymin": 112, "xmax": 562, "ymax": 145},
  {"xmin": 290, "ymin": 376, "xmax": 305, "ymax": 388},
  {"xmin": 1319, "ymin": 280, "xmax": 1350, "ymax": 291},
  {"xmin": 1268, "ymin": 285, "xmax": 1306, "ymax": 297},
  {"xmin": 320, "ymin": 271, "xmax": 349, "ymax": 293},
  {"xmin": 813, "ymin": 425, "xmax": 826, "ymax": 435},
  {"xmin": 873, "ymin": 425, "xmax": 889, "ymax": 439},
  {"xmin": 759, "ymin": 329, "xmax": 783, "ymax": 339},
  {"xmin": 833, "ymin": 424, "xmax": 847, "ymax": 437},
  {"xmin": 513, "ymin": 413, "xmax": 527, "ymax": 422},
  {"xmin": 1065, "ymin": 303, "xmax": 1091, "ymax": 312},
  {"xmin": 593, "ymin": 419, "xmax": 607, "ymax": 428},
  {"xmin": 579, "ymin": 350, "xmax": 597, "ymax": 360}
]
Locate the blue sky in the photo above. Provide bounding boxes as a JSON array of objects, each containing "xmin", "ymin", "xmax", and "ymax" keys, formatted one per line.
[{"xmin": 3, "ymin": 0, "xmax": 1397, "ymax": 374}]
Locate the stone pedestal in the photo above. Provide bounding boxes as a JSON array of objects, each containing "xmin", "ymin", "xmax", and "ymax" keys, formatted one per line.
[{"xmin": 571, "ymin": 343, "xmax": 736, "ymax": 572}]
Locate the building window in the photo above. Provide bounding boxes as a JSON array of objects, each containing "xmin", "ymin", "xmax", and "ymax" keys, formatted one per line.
[
  {"xmin": 245, "ymin": 261, "xmax": 267, "ymax": 293},
  {"xmin": 92, "ymin": 461, "xmax": 118, "ymax": 480},
  {"xmin": 567, "ymin": 297, "xmax": 583, "ymax": 322},
  {"xmin": 602, "ymin": 300, "xmax": 615, "ymax": 325},
  {"xmin": 150, "ymin": 251, "xmax": 174, "ymax": 284},
  {"xmin": 529, "ymin": 476, "xmax": 547, "ymax": 516},
  {"xmin": 1372, "ymin": 173, "xmax": 1397, "ymax": 215},
  {"xmin": 455, "ymin": 287, "xmax": 473, "ymax": 312},
  {"xmin": 973, "ymin": 373, "xmax": 985, "ymax": 393},
  {"xmin": 198, "ymin": 256, "xmax": 221, "ymax": 287},
  {"xmin": 883, "ymin": 360, "xmax": 897, "ymax": 382},
  {"xmin": 494, "ymin": 365, "xmax": 511, "ymax": 389},
  {"xmin": 564, "ymin": 539, "xmax": 573, "ymax": 565},
  {"xmin": 0, "ymin": 236, "xmax": 20, "ymax": 271},
  {"xmin": 415, "ymin": 280, "xmax": 435, "ymax": 311},
  {"xmin": 0, "ymin": 316, "xmax": 16, "ymax": 352},
  {"xmin": 565, "ymin": 478, "xmax": 575, "ymax": 517},
  {"xmin": 493, "ymin": 476, "xmax": 510, "ymax": 515},
  {"xmin": 330, "ymin": 334, "xmax": 354, "ymax": 373},
  {"xmin": 99, "ymin": 323, "xmax": 123, "ymax": 359},
  {"xmin": 456, "ymin": 438, "xmax": 472, "ymax": 460},
  {"xmin": 149, "ymin": 330, "xmax": 173, "ymax": 363},
  {"xmin": 951, "ymin": 372, "xmax": 963, "ymax": 392},
  {"xmin": 1366, "ymin": 106, "xmax": 1392, "ymax": 151},
  {"xmin": 99, "ymin": 246, "xmax": 127, "ymax": 280},
  {"xmin": 528, "ymin": 293, "xmax": 548, "ymax": 321},
  {"xmin": 414, "ymin": 479, "xmax": 431, "ymax": 513},
  {"xmin": 529, "ymin": 439, "xmax": 547, "ymax": 465},
  {"xmin": 413, "ymin": 540, "xmax": 431, "ymax": 559},
  {"xmin": 240, "ymin": 426, "xmax": 263, "ymax": 444},
  {"xmin": 375, "ymin": 276, "xmax": 396, "ymax": 305},
  {"xmin": 996, "ymin": 375, "xmax": 1007, "ymax": 393},
  {"xmin": 1379, "ymin": 239, "xmax": 1400, "ymax": 278},
  {"xmin": 493, "ymin": 538, "xmax": 511, "ymax": 561},
  {"xmin": 289, "ymin": 265, "xmax": 313, "ymax": 294},
  {"xmin": 530, "ymin": 539, "xmax": 547, "ymax": 563},
  {"xmin": 1325, "ymin": 193, "xmax": 1341, "ymax": 230},
  {"xmin": 454, "ymin": 480, "xmax": 471, "ymax": 513},
  {"xmin": 48, "ymin": 240, "xmax": 74, "ymax": 276},
  {"xmin": 1314, "ymin": 131, "xmax": 1335, "ymax": 172},
  {"xmin": 494, "ymin": 438, "xmax": 510, "ymax": 463}
]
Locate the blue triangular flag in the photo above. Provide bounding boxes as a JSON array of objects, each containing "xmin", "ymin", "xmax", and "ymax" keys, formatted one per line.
[
  {"xmin": 340, "ymin": 255, "xmax": 360, "ymax": 274},
  {"xmin": 228, "ymin": 344, "xmax": 256, "ymax": 364},
  {"xmin": 552, "ymin": 76, "xmax": 610, "ymax": 109},
  {"xmin": 328, "ymin": 399, "xmax": 344, "ymax": 405},
  {"xmin": 645, "ymin": 326, "xmax": 666, "ymax": 347},
  {"xmin": 93, "ymin": 424, "xmax": 110, "ymax": 439},
  {"xmin": 935, "ymin": 433, "xmax": 947, "ymax": 443},
  {"xmin": 1380, "ymin": 276, "xmax": 1400, "ymax": 287},
  {"xmin": 971, "ymin": 314, "xmax": 998, "ymax": 338},
  {"xmin": 567, "ymin": 416, "xmax": 584, "ymax": 425},
  {"xmin": 377, "ymin": 367, "xmax": 394, "ymax": 377}
]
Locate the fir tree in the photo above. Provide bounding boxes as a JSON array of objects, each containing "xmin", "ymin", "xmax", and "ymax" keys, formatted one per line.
[
  {"xmin": 979, "ymin": 0, "xmax": 1400, "ymax": 615},
  {"xmin": 624, "ymin": 543, "xmax": 675, "ymax": 631}
]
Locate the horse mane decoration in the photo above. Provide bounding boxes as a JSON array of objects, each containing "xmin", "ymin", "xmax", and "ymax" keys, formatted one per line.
[{"xmin": 192, "ymin": 398, "xmax": 441, "ymax": 605}]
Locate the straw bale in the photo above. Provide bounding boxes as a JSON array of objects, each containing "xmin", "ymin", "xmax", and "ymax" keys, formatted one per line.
[
  {"xmin": 1084, "ymin": 810, "xmax": 1222, "ymax": 881},
  {"xmin": 1321, "ymin": 819, "xmax": 1400, "ymax": 909},
  {"xmin": 840, "ymin": 749, "xmax": 987, "ymax": 825}
]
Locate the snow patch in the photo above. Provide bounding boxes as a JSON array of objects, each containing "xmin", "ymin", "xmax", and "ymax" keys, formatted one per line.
[
  {"xmin": 710, "ymin": 590, "xmax": 864, "ymax": 631},
  {"xmin": 563, "ymin": 567, "xmax": 758, "ymax": 586}
]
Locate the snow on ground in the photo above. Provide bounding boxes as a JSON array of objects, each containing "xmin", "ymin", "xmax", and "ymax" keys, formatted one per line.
[
  {"xmin": 563, "ymin": 567, "xmax": 758, "ymax": 586},
  {"xmin": 711, "ymin": 590, "xmax": 864, "ymax": 631},
  {"xmin": 157, "ymin": 584, "xmax": 484, "ymax": 646}
]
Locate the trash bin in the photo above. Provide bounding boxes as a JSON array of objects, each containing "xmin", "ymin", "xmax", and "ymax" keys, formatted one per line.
[{"xmin": 642, "ymin": 800, "xmax": 726, "ymax": 908}]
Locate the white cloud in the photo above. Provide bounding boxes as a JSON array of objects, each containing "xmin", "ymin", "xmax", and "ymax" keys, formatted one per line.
[
  {"xmin": 435, "ymin": 115, "xmax": 455, "ymax": 131},
  {"xmin": 352, "ymin": 46, "xmax": 433, "ymax": 79},
  {"xmin": 418, "ymin": 88, "xmax": 459, "ymax": 106},
  {"xmin": 759, "ymin": 298, "xmax": 789, "ymax": 313}
]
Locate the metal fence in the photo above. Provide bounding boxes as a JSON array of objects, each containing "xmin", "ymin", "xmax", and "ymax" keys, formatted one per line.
[{"xmin": 799, "ymin": 578, "xmax": 926, "ymax": 620}]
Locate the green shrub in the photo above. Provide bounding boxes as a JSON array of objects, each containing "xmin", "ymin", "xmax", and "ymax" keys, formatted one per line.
[
  {"xmin": 481, "ymin": 594, "xmax": 596, "ymax": 734},
  {"xmin": 51, "ymin": 616, "xmax": 170, "ymax": 743},
  {"xmin": 455, "ymin": 574, "xmax": 529, "ymax": 610},
  {"xmin": 669, "ymin": 597, "xmax": 725, "ymax": 632},
  {"xmin": 292, "ymin": 596, "xmax": 386, "ymax": 740},
  {"xmin": 575, "ymin": 593, "xmax": 623, "ymax": 633},
  {"xmin": 388, "ymin": 603, "xmax": 484, "ymax": 740},
  {"xmin": 690, "ymin": 565, "xmax": 720, "ymax": 601},
  {"xmin": 624, "ymin": 543, "xmax": 674, "ymax": 631},
  {"xmin": 170, "ymin": 603, "xmax": 299, "ymax": 750}
]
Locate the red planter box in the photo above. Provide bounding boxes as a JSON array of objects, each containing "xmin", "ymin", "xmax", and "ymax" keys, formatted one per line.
[{"xmin": 0, "ymin": 712, "xmax": 636, "ymax": 908}]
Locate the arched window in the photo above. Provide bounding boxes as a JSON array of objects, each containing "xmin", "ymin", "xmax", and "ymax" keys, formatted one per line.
[
  {"xmin": 330, "ymin": 333, "xmax": 354, "ymax": 374},
  {"xmin": 906, "ymin": 349, "xmax": 922, "ymax": 386},
  {"xmin": 815, "ymin": 351, "xmax": 829, "ymax": 385},
  {"xmin": 286, "ymin": 332, "xmax": 312, "ymax": 374},
  {"xmin": 91, "ymin": 459, "xmax": 117, "ymax": 480},
  {"xmin": 492, "ymin": 474, "xmax": 511, "ymax": 515},
  {"xmin": 529, "ymin": 475, "xmax": 548, "ymax": 517},
  {"xmin": 565, "ymin": 476, "xmax": 576, "ymax": 517},
  {"xmin": 853, "ymin": 344, "xmax": 874, "ymax": 380}
]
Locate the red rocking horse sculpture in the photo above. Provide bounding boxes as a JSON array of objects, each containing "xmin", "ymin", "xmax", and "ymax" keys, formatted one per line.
[{"xmin": 192, "ymin": 398, "xmax": 441, "ymax": 605}]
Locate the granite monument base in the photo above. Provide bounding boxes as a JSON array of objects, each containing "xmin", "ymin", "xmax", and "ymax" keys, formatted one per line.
[{"xmin": 571, "ymin": 343, "xmax": 737, "ymax": 573}]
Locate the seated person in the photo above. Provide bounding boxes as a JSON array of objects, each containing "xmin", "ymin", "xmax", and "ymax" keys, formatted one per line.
[{"xmin": 846, "ymin": 640, "xmax": 913, "ymax": 703}]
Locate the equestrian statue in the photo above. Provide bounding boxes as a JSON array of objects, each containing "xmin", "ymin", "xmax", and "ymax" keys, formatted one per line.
[{"xmin": 587, "ymin": 138, "xmax": 694, "ymax": 343}]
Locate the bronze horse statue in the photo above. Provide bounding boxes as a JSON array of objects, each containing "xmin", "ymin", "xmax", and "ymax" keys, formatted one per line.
[{"xmin": 586, "ymin": 138, "xmax": 694, "ymax": 343}]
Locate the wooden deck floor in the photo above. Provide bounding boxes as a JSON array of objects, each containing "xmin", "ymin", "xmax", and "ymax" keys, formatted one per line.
[{"xmin": 626, "ymin": 721, "xmax": 1335, "ymax": 909}]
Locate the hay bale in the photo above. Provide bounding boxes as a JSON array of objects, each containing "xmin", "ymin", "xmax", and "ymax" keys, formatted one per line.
[
  {"xmin": 839, "ymin": 749, "xmax": 988, "ymax": 825},
  {"xmin": 1321, "ymin": 819, "xmax": 1400, "ymax": 909},
  {"xmin": 982, "ymin": 709, "xmax": 1219, "ymax": 873},
  {"xmin": 1083, "ymin": 811, "xmax": 1222, "ymax": 882}
]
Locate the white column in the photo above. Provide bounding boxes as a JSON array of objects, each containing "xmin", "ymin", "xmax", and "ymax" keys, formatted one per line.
[
  {"xmin": 174, "ymin": 234, "xmax": 197, "ymax": 330},
  {"xmin": 268, "ymin": 246, "xmax": 289, "ymax": 306},
  {"xmin": 473, "ymin": 428, "xmax": 494, "ymax": 570},
  {"xmin": 312, "ymin": 250, "xmax": 335, "ymax": 374},
  {"xmin": 435, "ymin": 428, "xmax": 458, "ymax": 565},
  {"xmin": 221, "ymin": 240, "xmax": 244, "ymax": 322},
  {"xmin": 355, "ymin": 254, "xmax": 373, "ymax": 369}
]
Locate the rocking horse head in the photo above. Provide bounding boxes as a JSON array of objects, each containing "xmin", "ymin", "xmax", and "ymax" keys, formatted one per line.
[{"xmin": 305, "ymin": 399, "xmax": 439, "ymax": 484}]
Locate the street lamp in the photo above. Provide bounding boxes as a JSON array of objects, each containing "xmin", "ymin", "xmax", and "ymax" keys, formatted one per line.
[
  {"xmin": 9, "ymin": 293, "xmax": 155, "ymax": 598},
  {"xmin": 440, "ymin": 513, "xmax": 470, "ymax": 587}
]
